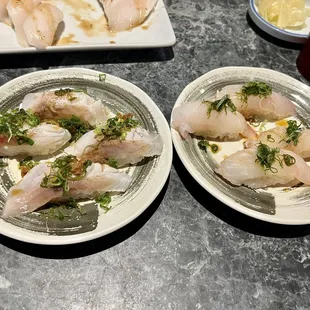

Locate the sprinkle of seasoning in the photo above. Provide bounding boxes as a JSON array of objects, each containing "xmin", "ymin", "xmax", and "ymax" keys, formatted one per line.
[
  {"xmin": 237, "ymin": 81, "xmax": 272, "ymax": 104},
  {"xmin": 255, "ymin": 142, "xmax": 296, "ymax": 173},
  {"xmin": 40, "ymin": 155, "xmax": 92, "ymax": 193},
  {"xmin": 282, "ymin": 120, "xmax": 303, "ymax": 146},
  {"xmin": 95, "ymin": 193, "xmax": 112, "ymax": 213},
  {"xmin": 204, "ymin": 95, "xmax": 237, "ymax": 118},
  {"xmin": 99, "ymin": 73, "xmax": 106, "ymax": 82}
]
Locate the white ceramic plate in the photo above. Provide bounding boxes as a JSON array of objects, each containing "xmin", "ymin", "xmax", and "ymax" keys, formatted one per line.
[
  {"xmin": 248, "ymin": 0, "xmax": 310, "ymax": 43},
  {"xmin": 0, "ymin": 68, "xmax": 172, "ymax": 244},
  {"xmin": 171, "ymin": 67, "xmax": 310, "ymax": 225},
  {"xmin": 0, "ymin": 0, "xmax": 176, "ymax": 54}
]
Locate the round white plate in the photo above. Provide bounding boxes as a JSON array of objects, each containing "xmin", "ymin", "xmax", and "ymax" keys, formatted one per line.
[
  {"xmin": 171, "ymin": 66, "xmax": 310, "ymax": 225},
  {"xmin": 248, "ymin": 0, "xmax": 310, "ymax": 43},
  {"xmin": 0, "ymin": 68, "xmax": 172, "ymax": 245}
]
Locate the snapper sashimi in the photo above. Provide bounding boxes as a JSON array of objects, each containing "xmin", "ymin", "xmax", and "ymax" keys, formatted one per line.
[
  {"xmin": 216, "ymin": 144, "xmax": 310, "ymax": 188},
  {"xmin": 23, "ymin": 3, "xmax": 63, "ymax": 49},
  {"xmin": 65, "ymin": 114, "xmax": 162, "ymax": 167},
  {"xmin": 216, "ymin": 82, "xmax": 296, "ymax": 120},
  {"xmin": 21, "ymin": 89, "xmax": 111, "ymax": 127},
  {"xmin": 172, "ymin": 95, "xmax": 257, "ymax": 140},
  {"xmin": 2, "ymin": 156, "xmax": 132, "ymax": 218},
  {"xmin": 101, "ymin": 0, "xmax": 158, "ymax": 31}
]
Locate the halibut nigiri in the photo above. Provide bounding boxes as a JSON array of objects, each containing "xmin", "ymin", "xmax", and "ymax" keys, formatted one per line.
[
  {"xmin": 6, "ymin": 0, "xmax": 41, "ymax": 46},
  {"xmin": 65, "ymin": 113, "xmax": 162, "ymax": 167},
  {"xmin": 101, "ymin": 0, "xmax": 157, "ymax": 31},
  {"xmin": 21, "ymin": 89, "xmax": 111, "ymax": 126},
  {"xmin": 216, "ymin": 82, "xmax": 296, "ymax": 120},
  {"xmin": 23, "ymin": 3, "xmax": 63, "ymax": 49},
  {"xmin": 245, "ymin": 121, "xmax": 310, "ymax": 159},
  {"xmin": 0, "ymin": 108, "xmax": 71, "ymax": 156},
  {"xmin": 172, "ymin": 95, "xmax": 257, "ymax": 140},
  {"xmin": 2, "ymin": 156, "xmax": 132, "ymax": 218},
  {"xmin": 216, "ymin": 144, "xmax": 310, "ymax": 188}
]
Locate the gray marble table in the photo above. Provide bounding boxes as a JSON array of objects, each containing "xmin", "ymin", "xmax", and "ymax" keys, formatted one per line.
[{"xmin": 1, "ymin": 1, "xmax": 310, "ymax": 309}]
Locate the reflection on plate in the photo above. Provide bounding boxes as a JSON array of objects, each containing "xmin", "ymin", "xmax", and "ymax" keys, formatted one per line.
[
  {"xmin": 171, "ymin": 66, "xmax": 310, "ymax": 225},
  {"xmin": 0, "ymin": 0, "xmax": 176, "ymax": 54},
  {"xmin": 0, "ymin": 68, "xmax": 172, "ymax": 244},
  {"xmin": 248, "ymin": 0, "xmax": 310, "ymax": 43}
]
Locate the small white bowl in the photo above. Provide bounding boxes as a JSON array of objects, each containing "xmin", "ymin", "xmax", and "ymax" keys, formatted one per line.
[{"xmin": 248, "ymin": 0, "xmax": 310, "ymax": 43}]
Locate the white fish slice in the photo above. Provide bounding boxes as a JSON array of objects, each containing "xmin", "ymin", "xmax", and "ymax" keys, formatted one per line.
[
  {"xmin": 21, "ymin": 90, "xmax": 111, "ymax": 127},
  {"xmin": 23, "ymin": 3, "xmax": 63, "ymax": 49},
  {"xmin": 0, "ymin": 123, "xmax": 71, "ymax": 156},
  {"xmin": 2, "ymin": 161, "xmax": 132, "ymax": 218},
  {"xmin": 172, "ymin": 100, "xmax": 257, "ymax": 140},
  {"xmin": 65, "ymin": 127, "xmax": 163, "ymax": 166},
  {"xmin": 216, "ymin": 84, "xmax": 296, "ymax": 120},
  {"xmin": 216, "ymin": 147, "xmax": 310, "ymax": 188},
  {"xmin": 6, "ymin": 0, "xmax": 41, "ymax": 47},
  {"xmin": 101, "ymin": 0, "xmax": 158, "ymax": 31}
]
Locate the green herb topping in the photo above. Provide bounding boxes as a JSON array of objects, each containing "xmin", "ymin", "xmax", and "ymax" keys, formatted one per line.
[
  {"xmin": 95, "ymin": 193, "xmax": 112, "ymax": 213},
  {"xmin": 39, "ymin": 197, "xmax": 86, "ymax": 221},
  {"xmin": 19, "ymin": 156, "xmax": 39, "ymax": 176},
  {"xmin": 255, "ymin": 143, "xmax": 296, "ymax": 173},
  {"xmin": 0, "ymin": 109, "xmax": 40, "ymax": 145},
  {"xmin": 95, "ymin": 113, "xmax": 139, "ymax": 140},
  {"xmin": 0, "ymin": 161, "xmax": 8, "ymax": 168},
  {"xmin": 237, "ymin": 81, "xmax": 272, "ymax": 103},
  {"xmin": 107, "ymin": 158, "xmax": 118, "ymax": 168},
  {"xmin": 54, "ymin": 88, "xmax": 86, "ymax": 101},
  {"xmin": 198, "ymin": 140, "xmax": 219, "ymax": 154},
  {"xmin": 204, "ymin": 95, "xmax": 237, "ymax": 117},
  {"xmin": 58, "ymin": 115, "xmax": 94, "ymax": 142},
  {"xmin": 99, "ymin": 73, "xmax": 106, "ymax": 82},
  {"xmin": 266, "ymin": 134, "xmax": 275, "ymax": 142},
  {"xmin": 283, "ymin": 120, "xmax": 302, "ymax": 146},
  {"xmin": 40, "ymin": 155, "xmax": 92, "ymax": 193}
]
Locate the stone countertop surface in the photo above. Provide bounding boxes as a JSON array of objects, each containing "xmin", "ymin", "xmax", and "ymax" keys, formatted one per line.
[{"xmin": 1, "ymin": 1, "xmax": 310, "ymax": 309}]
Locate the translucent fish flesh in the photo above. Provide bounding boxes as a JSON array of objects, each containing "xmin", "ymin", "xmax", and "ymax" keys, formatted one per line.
[
  {"xmin": 2, "ymin": 162, "xmax": 132, "ymax": 218},
  {"xmin": 172, "ymin": 100, "xmax": 257, "ymax": 140},
  {"xmin": 0, "ymin": 123, "xmax": 71, "ymax": 156},
  {"xmin": 65, "ymin": 127, "xmax": 163, "ymax": 166},
  {"xmin": 21, "ymin": 90, "xmax": 111, "ymax": 126}
]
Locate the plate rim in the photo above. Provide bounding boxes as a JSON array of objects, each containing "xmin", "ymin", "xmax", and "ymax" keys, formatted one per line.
[
  {"xmin": 0, "ymin": 0, "xmax": 176, "ymax": 54},
  {"xmin": 171, "ymin": 66, "xmax": 310, "ymax": 226},
  {"xmin": 248, "ymin": 0, "xmax": 308, "ymax": 43},
  {"xmin": 0, "ymin": 67, "xmax": 173, "ymax": 245}
]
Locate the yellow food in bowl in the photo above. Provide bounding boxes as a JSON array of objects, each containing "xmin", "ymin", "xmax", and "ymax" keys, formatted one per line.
[{"xmin": 256, "ymin": 0, "xmax": 310, "ymax": 29}]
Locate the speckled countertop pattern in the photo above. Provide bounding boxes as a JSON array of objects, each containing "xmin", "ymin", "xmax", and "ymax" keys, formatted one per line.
[{"xmin": 1, "ymin": 1, "xmax": 310, "ymax": 309}]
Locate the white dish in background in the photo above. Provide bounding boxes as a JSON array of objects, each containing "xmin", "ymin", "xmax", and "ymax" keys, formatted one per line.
[
  {"xmin": 248, "ymin": 0, "xmax": 310, "ymax": 43},
  {"xmin": 0, "ymin": 68, "xmax": 173, "ymax": 245},
  {"xmin": 0, "ymin": 0, "xmax": 176, "ymax": 54},
  {"xmin": 171, "ymin": 67, "xmax": 310, "ymax": 225}
]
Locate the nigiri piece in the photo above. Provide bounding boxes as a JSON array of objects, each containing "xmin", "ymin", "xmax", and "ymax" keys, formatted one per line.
[
  {"xmin": 0, "ymin": 123, "xmax": 71, "ymax": 156},
  {"xmin": 216, "ymin": 82, "xmax": 296, "ymax": 120},
  {"xmin": 23, "ymin": 3, "xmax": 63, "ymax": 49},
  {"xmin": 216, "ymin": 145, "xmax": 310, "ymax": 188},
  {"xmin": 21, "ymin": 89, "xmax": 111, "ymax": 127},
  {"xmin": 0, "ymin": 0, "xmax": 11, "ymax": 25},
  {"xmin": 6, "ymin": 0, "xmax": 41, "ymax": 47},
  {"xmin": 65, "ymin": 127, "xmax": 163, "ymax": 167},
  {"xmin": 2, "ymin": 159, "xmax": 132, "ymax": 218},
  {"xmin": 245, "ymin": 121, "xmax": 310, "ymax": 159},
  {"xmin": 101, "ymin": 0, "xmax": 157, "ymax": 32},
  {"xmin": 172, "ymin": 96, "xmax": 257, "ymax": 140}
]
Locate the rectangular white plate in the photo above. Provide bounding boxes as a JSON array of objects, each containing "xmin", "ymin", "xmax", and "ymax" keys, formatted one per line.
[{"xmin": 0, "ymin": 0, "xmax": 176, "ymax": 54}]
